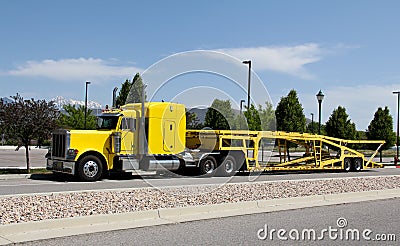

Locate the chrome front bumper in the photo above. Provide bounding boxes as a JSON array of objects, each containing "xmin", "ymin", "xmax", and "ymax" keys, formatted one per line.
[{"xmin": 46, "ymin": 159, "xmax": 76, "ymax": 175}]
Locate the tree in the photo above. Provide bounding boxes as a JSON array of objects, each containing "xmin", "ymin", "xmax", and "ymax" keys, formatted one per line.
[
  {"xmin": 275, "ymin": 90, "xmax": 306, "ymax": 160},
  {"xmin": 234, "ymin": 102, "xmax": 275, "ymax": 131},
  {"xmin": 366, "ymin": 106, "xmax": 396, "ymax": 162},
  {"xmin": 204, "ymin": 99, "xmax": 235, "ymax": 130},
  {"xmin": 58, "ymin": 104, "xmax": 97, "ymax": 130},
  {"xmin": 0, "ymin": 94, "xmax": 59, "ymax": 172},
  {"xmin": 115, "ymin": 73, "xmax": 147, "ymax": 107},
  {"xmin": 244, "ymin": 104, "xmax": 261, "ymax": 131},
  {"xmin": 233, "ymin": 113, "xmax": 247, "ymax": 130},
  {"xmin": 115, "ymin": 79, "xmax": 131, "ymax": 107},
  {"xmin": 186, "ymin": 111, "xmax": 203, "ymax": 129},
  {"xmin": 275, "ymin": 90, "xmax": 306, "ymax": 132},
  {"xmin": 306, "ymin": 122, "xmax": 326, "ymax": 135},
  {"xmin": 126, "ymin": 73, "xmax": 147, "ymax": 104},
  {"xmin": 325, "ymin": 106, "xmax": 357, "ymax": 140},
  {"xmin": 258, "ymin": 102, "xmax": 276, "ymax": 131}
]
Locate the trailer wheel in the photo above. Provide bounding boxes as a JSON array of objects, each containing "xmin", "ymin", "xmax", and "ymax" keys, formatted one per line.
[
  {"xmin": 352, "ymin": 158, "xmax": 363, "ymax": 171},
  {"xmin": 199, "ymin": 156, "xmax": 217, "ymax": 176},
  {"xmin": 217, "ymin": 155, "xmax": 236, "ymax": 177},
  {"xmin": 77, "ymin": 155, "xmax": 103, "ymax": 181},
  {"xmin": 343, "ymin": 158, "xmax": 351, "ymax": 172}
]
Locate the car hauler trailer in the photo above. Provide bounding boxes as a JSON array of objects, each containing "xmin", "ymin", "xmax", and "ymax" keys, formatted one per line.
[
  {"xmin": 186, "ymin": 130, "xmax": 385, "ymax": 175},
  {"xmin": 47, "ymin": 102, "xmax": 385, "ymax": 181}
]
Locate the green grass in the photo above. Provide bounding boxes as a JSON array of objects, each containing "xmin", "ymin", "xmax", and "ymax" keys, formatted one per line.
[{"xmin": 0, "ymin": 168, "xmax": 51, "ymax": 175}]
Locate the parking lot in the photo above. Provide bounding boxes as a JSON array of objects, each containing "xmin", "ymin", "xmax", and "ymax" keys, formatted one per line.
[{"xmin": 0, "ymin": 146, "xmax": 48, "ymax": 169}]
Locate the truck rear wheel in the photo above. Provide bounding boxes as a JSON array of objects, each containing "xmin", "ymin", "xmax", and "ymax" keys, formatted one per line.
[
  {"xmin": 199, "ymin": 156, "xmax": 217, "ymax": 176},
  {"xmin": 77, "ymin": 155, "xmax": 103, "ymax": 181},
  {"xmin": 217, "ymin": 155, "xmax": 236, "ymax": 177}
]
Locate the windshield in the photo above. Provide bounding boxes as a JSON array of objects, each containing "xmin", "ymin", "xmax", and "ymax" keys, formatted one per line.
[{"xmin": 97, "ymin": 116, "xmax": 119, "ymax": 130}]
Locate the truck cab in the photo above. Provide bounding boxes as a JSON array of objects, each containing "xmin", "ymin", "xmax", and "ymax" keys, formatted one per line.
[{"xmin": 47, "ymin": 102, "xmax": 186, "ymax": 181}]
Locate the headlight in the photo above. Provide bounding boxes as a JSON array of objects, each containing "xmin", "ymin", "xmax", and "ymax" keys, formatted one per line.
[{"xmin": 66, "ymin": 149, "xmax": 78, "ymax": 160}]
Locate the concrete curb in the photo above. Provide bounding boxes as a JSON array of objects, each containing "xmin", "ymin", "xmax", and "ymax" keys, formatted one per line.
[
  {"xmin": 0, "ymin": 169, "xmax": 46, "ymax": 181},
  {"xmin": 0, "ymin": 167, "xmax": 46, "ymax": 170},
  {"xmin": 0, "ymin": 174, "xmax": 32, "ymax": 180},
  {"xmin": 0, "ymin": 188, "xmax": 399, "ymax": 245}
]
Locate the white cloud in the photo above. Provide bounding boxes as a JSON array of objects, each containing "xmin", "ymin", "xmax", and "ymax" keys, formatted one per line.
[
  {"xmin": 219, "ymin": 44, "xmax": 323, "ymax": 79},
  {"xmin": 6, "ymin": 58, "xmax": 142, "ymax": 82}
]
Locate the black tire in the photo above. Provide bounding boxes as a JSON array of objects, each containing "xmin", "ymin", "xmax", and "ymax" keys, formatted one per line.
[
  {"xmin": 199, "ymin": 156, "xmax": 217, "ymax": 176},
  {"xmin": 343, "ymin": 158, "xmax": 351, "ymax": 172},
  {"xmin": 217, "ymin": 155, "xmax": 237, "ymax": 177},
  {"xmin": 352, "ymin": 158, "xmax": 363, "ymax": 171},
  {"xmin": 77, "ymin": 155, "xmax": 103, "ymax": 181}
]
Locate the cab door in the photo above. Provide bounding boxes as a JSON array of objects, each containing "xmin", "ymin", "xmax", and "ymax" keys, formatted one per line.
[
  {"xmin": 120, "ymin": 117, "xmax": 137, "ymax": 154},
  {"xmin": 163, "ymin": 120, "xmax": 175, "ymax": 152}
]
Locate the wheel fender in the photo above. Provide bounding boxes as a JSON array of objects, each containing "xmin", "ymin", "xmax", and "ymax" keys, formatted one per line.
[
  {"xmin": 76, "ymin": 150, "xmax": 108, "ymax": 172},
  {"xmin": 197, "ymin": 153, "xmax": 220, "ymax": 167}
]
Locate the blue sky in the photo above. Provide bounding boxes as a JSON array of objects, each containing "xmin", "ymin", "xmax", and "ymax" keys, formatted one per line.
[{"xmin": 1, "ymin": 0, "xmax": 400, "ymax": 130}]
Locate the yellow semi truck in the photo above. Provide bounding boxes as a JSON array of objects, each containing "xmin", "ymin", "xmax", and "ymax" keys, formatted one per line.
[{"xmin": 47, "ymin": 102, "xmax": 385, "ymax": 181}]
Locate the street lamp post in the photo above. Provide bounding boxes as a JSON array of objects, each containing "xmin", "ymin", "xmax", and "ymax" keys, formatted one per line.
[
  {"xmin": 242, "ymin": 60, "xmax": 251, "ymax": 109},
  {"xmin": 311, "ymin": 113, "xmax": 314, "ymax": 134},
  {"xmin": 240, "ymin": 99, "xmax": 245, "ymax": 129},
  {"xmin": 240, "ymin": 99, "xmax": 245, "ymax": 115},
  {"xmin": 393, "ymin": 91, "xmax": 400, "ymax": 164},
  {"xmin": 316, "ymin": 90, "xmax": 324, "ymax": 135},
  {"xmin": 84, "ymin": 81, "xmax": 91, "ymax": 129}
]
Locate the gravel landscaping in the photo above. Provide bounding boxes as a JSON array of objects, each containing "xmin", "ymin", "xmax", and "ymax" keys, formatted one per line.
[{"xmin": 1, "ymin": 176, "xmax": 400, "ymax": 225}]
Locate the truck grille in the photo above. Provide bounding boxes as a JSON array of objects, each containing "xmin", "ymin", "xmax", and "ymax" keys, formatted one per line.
[{"xmin": 52, "ymin": 130, "xmax": 70, "ymax": 159}]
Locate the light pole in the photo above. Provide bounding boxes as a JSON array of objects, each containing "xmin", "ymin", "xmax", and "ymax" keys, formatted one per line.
[
  {"xmin": 311, "ymin": 113, "xmax": 314, "ymax": 134},
  {"xmin": 316, "ymin": 90, "xmax": 324, "ymax": 135},
  {"xmin": 240, "ymin": 99, "xmax": 245, "ymax": 129},
  {"xmin": 84, "ymin": 81, "xmax": 91, "ymax": 129},
  {"xmin": 393, "ymin": 91, "xmax": 400, "ymax": 164},
  {"xmin": 240, "ymin": 99, "xmax": 245, "ymax": 115},
  {"xmin": 242, "ymin": 60, "xmax": 251, "ymax": 109}
]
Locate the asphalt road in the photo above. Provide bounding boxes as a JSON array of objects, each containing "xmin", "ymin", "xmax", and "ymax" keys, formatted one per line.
[
  {"xmin": 1, "ymin": 168, "xmax": 399, "ymax": 196},
  {"xmin": 19, "ymin": 198, "xmax": 400, "ymax": 245}
]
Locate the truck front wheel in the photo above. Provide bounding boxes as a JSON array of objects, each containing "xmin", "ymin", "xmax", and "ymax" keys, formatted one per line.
[{"xmin": 77, "ymin": 155, "xmax": 103, "ymax": 181}]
